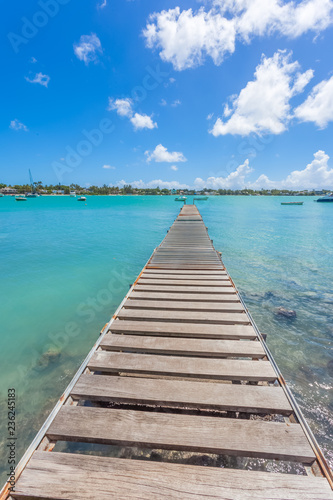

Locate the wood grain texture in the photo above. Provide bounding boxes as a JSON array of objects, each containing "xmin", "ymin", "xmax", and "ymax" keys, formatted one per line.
[
  {"xmin": 16, "ymin": 452, "xmax": 332, "ymax": 500},
  {"xmin": 47, "ymin": 407, "xmax": 315, "ymax": 462},
  {"xmin": 130, "ymin": 291, "xmax": 239, "ymax": 302},
  {"xmin": 100, "ymin": 333, "xmax": 265, "ymax": 358},
  {"xmin": 124, "ymin": 299, "xmax": 245, "ymax": 313},
  {"xmin": 88, "ymin": 351, "xmax": 276, "ymax": 381},
  {"xmin": 72, "ymin": 374, "xmax": 292, "ymax": 413},
  {"xmin": 109, "ymin": 320, "xmax": 257, "ymax": 339},
  {"xmin": 117, "ymin": 308, "xmax": 249, "ymax": 324}
]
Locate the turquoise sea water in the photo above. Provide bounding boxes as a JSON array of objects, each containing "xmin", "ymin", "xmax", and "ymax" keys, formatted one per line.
[{"xmin": 0, "ymin": 195, "xmax": 332, "ymax": 481}]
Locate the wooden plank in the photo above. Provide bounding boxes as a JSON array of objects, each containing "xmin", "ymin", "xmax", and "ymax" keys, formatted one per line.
[
  {"xmin": 88, "ymin": 351, "xmax": 276, "ymax": 381},
  {"xmin": 134, "ymin": 285, "xmax": 236, "ymax": 293},
  {"xmin": 130, "ymin": 291, "xmax": 239, "ymax": 302},
  {"xmin": 15, "ymin": 452, "xmax": 333, "ymax": 500},
  {"xmin": 100, "ymin": 334, "xmax": 265, "ymax": 358},
  {"xmin": 110, "ymin": 320, "xmax": 257, "ymax": 339},
  {"xmin": 117, "ymin": 309, "xmax": 249, "ymax": 324},
  {"xmin": 142, "ymin": 270, "xmax": 227, "ymax": 275},
  {"xmin": 140, "ymin": 274, "xmax": 229, "ymax": 280},
  {"xmin": 137, "ymin": 279, "xmax": 232, "ymax": 287},
  {"xmin": 124, "ymin": 299, "xmax": 245, "ymax": 313},
  {"xmin": 47, "ymin": 407, "xmax": 315, "ymax": 462},
  {"xmin": 72, "ymin": 374, "xmax": 291, "ymax": 413}
]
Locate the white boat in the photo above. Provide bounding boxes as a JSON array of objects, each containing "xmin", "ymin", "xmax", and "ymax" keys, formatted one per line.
[
  {"xmin": 15, "ymin": 195, "xmax": 27, "ymax": 201},
  {"xmin": 175, "ymin": 196, "xmax": 187, "ymax": 202},
  {"xmin": 0, "ymin": 193, "xmax": 4, "ymax": 197},
  {"xmin": 70, "ymin": 191, "xmax": 76, "ymax": 197},
  {"xmin": 77, "ymin": 196, "xmax": 86, "ymax": 201},
  {"xmin": 317, "ymin": 193, "xmax": 333, "ymax": 202}
]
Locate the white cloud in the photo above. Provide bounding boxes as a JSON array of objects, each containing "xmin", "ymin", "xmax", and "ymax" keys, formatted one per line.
[
  {"xmin": 144, "ymin": 1, "xmax": 333, "ymax": 70},
  {"xmin": 294, "ymin": 75, "xmax": 333, "ymax": 128},
  {"xmin": 194, "ymin": 151, "xmax": 333, "ymax": 190},
  {"xmin": 210, "ymin": 51, "xmax": 313, "ymax": 136},
  {"xmin": 117, "ymin": 179, "xmax": 190, "ymax": 189},
  {"xmin": 169, "ymin": 77, "xmax": 176, "ymax": 83},
  {"xmin": 25, "ymin": 72, "xmax": 50, "ymax": 87},
  {"xmin": 195, "ymin": 159, "xmax": 252, "ymax": 189},
  {"xmin": 145, "ymin": 144, "xmax": 187, "ymax": 163},
  {"xmin": 207, "ymin": 113, "xmax": 214, "ymax": 120},
  {"xmin": 130, "ymin": 113, "xmax": 158, "ymax": 130},
  {"xmin": 102, "ymin": 165, "xmax": 116, "ymax": 169},
  {"xmin": 171, "ymin": 165, "xmax": 178, "ymax": 171},
  {"xmin": 30, "ymin": 57, "xmax": 37, "ymax": 63},
  {"xmin": 74, "ymin": 34, "xmax": 102, "ymax": 64},
  {"xmin": 108, "ymin": 98, "xmax": 157, "ymax": 130},
  {"xmin": 159, "ymin": 98, "xmax": 167, "ymax": 106},
  {"xmin": 97, "ymin": 0, "xmax": 107, "ymax": 8},
  {"xmin": 171, "ymin": 99, "xmax": 182, "ymax": 107},
  {"xmin": 108, "ymin": 98, "xmax": 133, "ymax": 117},
  {"xmin": 144, "ymin": 7, "xmax": 236, "ymax": 71},
  {"xmin": 9, "ymin": 119, "xmax": 28, "ymax": 132}
]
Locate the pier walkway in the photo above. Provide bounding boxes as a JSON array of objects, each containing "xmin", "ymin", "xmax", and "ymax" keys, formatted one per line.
[{"xmin": 3, "ymin": 205, "xmax": 333, "ymax": 499}]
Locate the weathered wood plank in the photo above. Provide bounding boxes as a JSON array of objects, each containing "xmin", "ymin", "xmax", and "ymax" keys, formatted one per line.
[
  {"xmin": 88, "ymin": 351, "xmax": 276, "ymax": 381},
  {"xmin": 109, "ymin": 320, "xmax": 257, "ymax": 339},
  {"xmin": 124, "ymin": 299, "xmax": 245, "ymax": 313},
  {"xmin": 47, "ymin": 407, "xmax": 315, "ymax": 462},
  {"xmin": 137, "ymin": 279, "xmax": 232, "ymax": 286},
  {"xmin": 72, "ymin": 374, "xmax": 291, "ymax": 413},
  {"xmin": 130, "ymin": 291, "xmax": 239, "ymax": 302},
  {"xmin": 140, "ymin": 274, "xmax": 228, "ymax": 280},
  {"xmin": 16, "ymin": 452, "xmax": 332, "ymax": 500},
  {"xmin": 101, "ymin": 333, "xmax": 265, "ymax": 358},
  {"xmin": 117, "ymin": 308, "xmax": 249, "ymax": 324},
  {"xmin": 134, "ymin": 285, "xmax": 236, "ymax": 293}
]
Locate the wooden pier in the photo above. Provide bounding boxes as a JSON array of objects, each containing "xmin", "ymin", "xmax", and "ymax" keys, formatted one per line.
[{"xmin": 3, "ymin": 205, "xmax": 333, "ymax": 499}]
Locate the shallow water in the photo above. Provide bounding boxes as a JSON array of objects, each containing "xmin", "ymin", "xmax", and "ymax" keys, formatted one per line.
[{"xmin": 0, "ymin": 195, "xmax": 332, "ymax": 482}]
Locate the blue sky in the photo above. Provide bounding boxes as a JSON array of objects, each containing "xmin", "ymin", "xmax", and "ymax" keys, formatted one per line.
[{"xmin": 2, "ymin": 0, "xmax": 333, "ymax": 189}]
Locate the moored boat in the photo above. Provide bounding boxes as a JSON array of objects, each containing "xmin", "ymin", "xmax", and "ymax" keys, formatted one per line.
[
  {"xmin": 70, "ymin": 191, "xmax": 76, "ymax": 197},
  {"xmin": 175, "ymin": 196, "xmax": 187, "ymax": 202},
  {"xmin": 77, "ymin": 196, "xmax": 86, "ymax": 201},
  {"xmin": 15, "ymin": 195, "xmax": 27, "ymax": 201},
  {"xmin": 281, "ymin": 202, "xmax": 303, "ymax": 205},
  {"xmin": 316, "ymin": 193, "xmax": 333, "ymax": 202}
]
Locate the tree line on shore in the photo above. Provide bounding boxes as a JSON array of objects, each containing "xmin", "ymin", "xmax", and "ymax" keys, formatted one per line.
[{"xmin": 0, "ymin": 182, "xmax": 328, "ymax": 196}]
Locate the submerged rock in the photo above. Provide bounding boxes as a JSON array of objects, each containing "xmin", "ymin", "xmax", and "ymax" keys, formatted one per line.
[
  {"xmin": 35, "ymin": 347, "xmax": 61, "ymax": 370},
  {"xmin": 327, "ymin": 359, "xmax": 333, "ymax": 378},
  {"xmin": 275, "ymin": 307, "xmax": 297, "ymax": 319}
]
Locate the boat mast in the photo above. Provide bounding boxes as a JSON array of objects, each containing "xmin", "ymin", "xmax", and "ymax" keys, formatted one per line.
[{"xmin": 29, "ymin": 169, "xmax": 36, "ymax": 194}]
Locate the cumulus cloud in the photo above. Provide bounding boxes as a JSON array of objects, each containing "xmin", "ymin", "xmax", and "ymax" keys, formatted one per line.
[
  {"xmin": 143, "ymin": 7, "xmax": 236, "ymax": 70},
  {"xmin": 74, "ymin": 34, "xmax": 102, "ymax": 64},
  {"xmin": 9, "ymin": 119, "xmax": 28, "ymax": 132},
  {"xmin": 25, "ymin": 72, "xmax": 50, "ymax": 87},
  {"xmin": 171, "ymin": 165, "xmax": 178, "ymax": 171},
  {"xmin": 195, "ymin": 151, "xmax": 333, "ymax": 190},
  {"xmin": 144, "ymin": 1, "xmax": 333, "ymax": 70},
  {"xmin": 117, "ymin": 179, "xmax": 190, "ymax": 189},
  {"xmin": 108, "ymin": 97, "xmax": 157, "ymax": 130},
  {"xmin": 102, "ymin": 165, "xmax": 116, "ymax": 169},
  {"xmin": 145, "ymin": 144, "xmax": 187, "ymax": 163},
  {"xmin": 195, "ymin": 159, "xmax": 253, "ymax": 189},
  {"xmin": 108, "ymin": 98, "xmax": 133, "ymax": 117},
  {"xmin": 294, "ymin": 75, "xmax": 333, "ymax": 128},
  {"xmin": 130, "ymin": 113, "xmax": 157, "ymax": 130},
  {"xmin": 210, "ymin": 51, "xmax": 313, "ymax": 136}
]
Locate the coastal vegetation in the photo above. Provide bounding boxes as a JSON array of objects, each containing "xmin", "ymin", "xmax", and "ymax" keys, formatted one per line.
[{"xmin": 0, "ymin": 182, "xmax": 329, "ymax": 196}]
